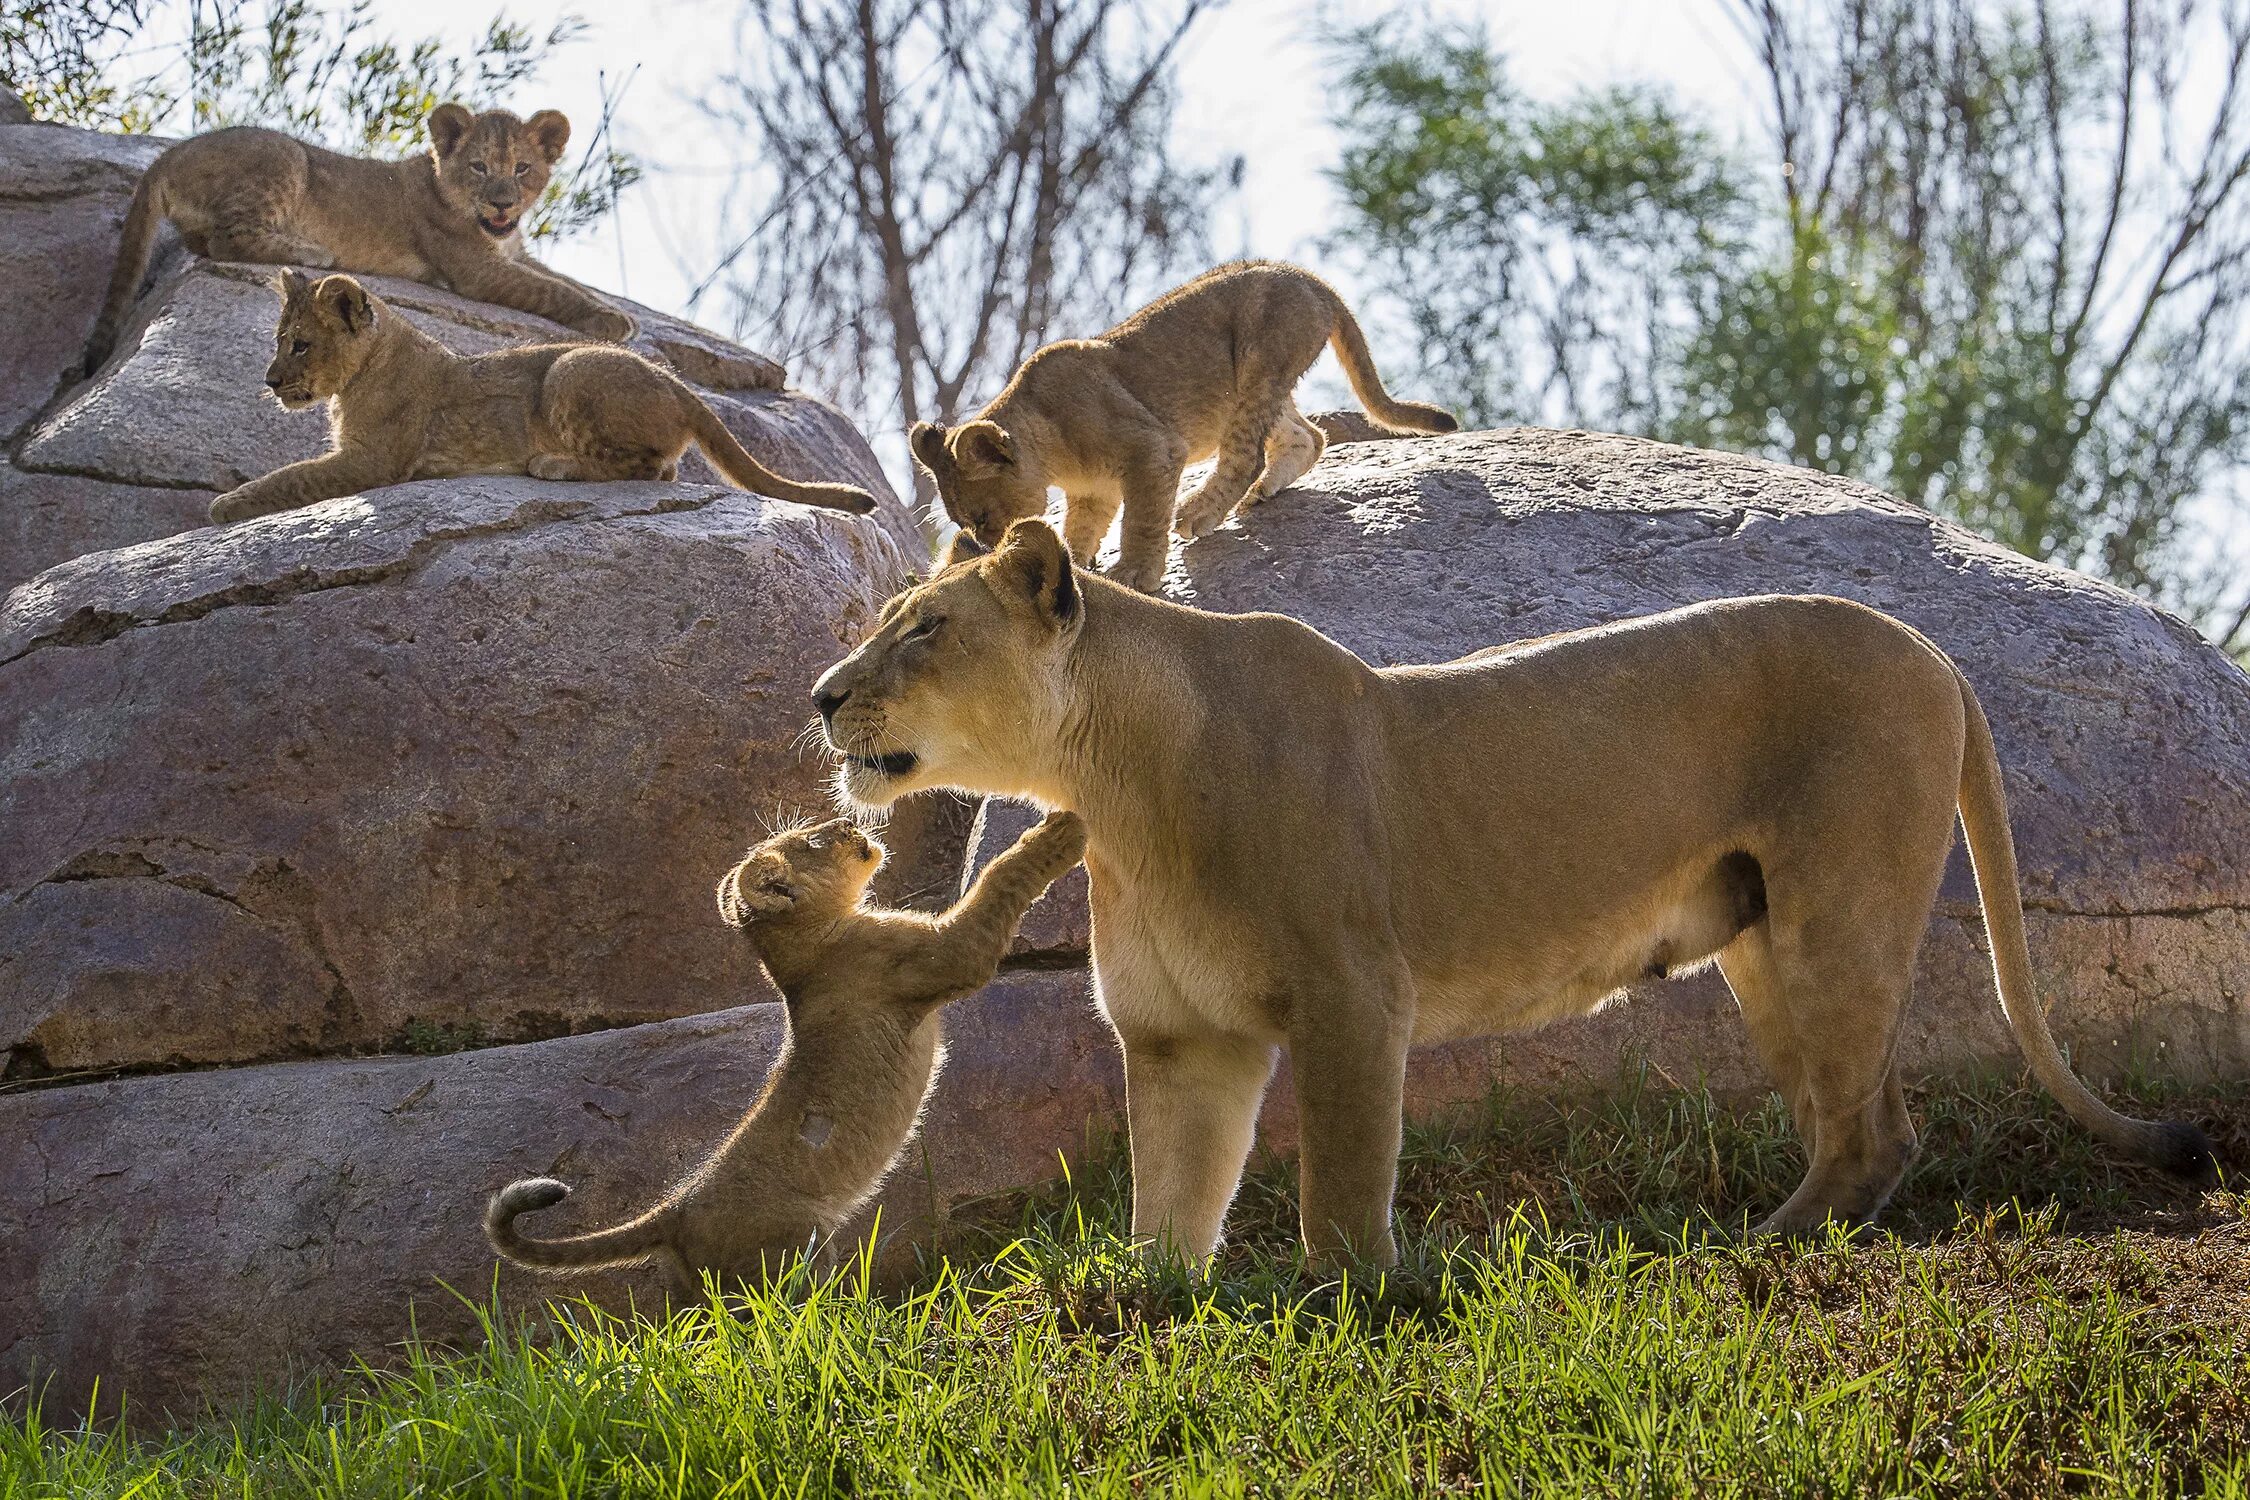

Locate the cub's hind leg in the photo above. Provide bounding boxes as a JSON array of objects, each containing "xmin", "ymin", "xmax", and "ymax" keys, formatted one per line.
[
  {"xmin": 203, "ymin": 226, "xmax": 337, "ymax": 268},
  {"xmin": 534, "ymin": 349, "xmax": 686, "ymax": 482},
  {"xmin": 1174, "ymin": 383, "xmax": 1287, "ymax": 540},
  {"xmin": 1245, "ymin": 400, "xmax": 1326, "ymax": 506}
]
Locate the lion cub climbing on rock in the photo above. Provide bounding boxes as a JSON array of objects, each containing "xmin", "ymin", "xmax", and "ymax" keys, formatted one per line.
[
  {"xmin": 485, "ymin": 810, "xmax": 1086, "ymax": 1294},
  {"xmin": 208, "ymin": 271, "xmax": 876, "ymax": 523},
  {"xmin": 911, "ymin": 260, "xmax": 1457, "ymax": 591},
  {"xmin": 81, "ymin": 103, "xmax": 634, "ymax": 375}
]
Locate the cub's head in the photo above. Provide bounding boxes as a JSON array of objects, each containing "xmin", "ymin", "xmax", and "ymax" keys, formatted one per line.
[
  {"xmin": 425, "ymin": 103, "xmax": 571, "ymax": 241},
  {"xmin": 909, "ymin": 420, "xmax": 1051, "ymax": 547},
  {"xmin": 716, "ymin": 817, "xmax": 885, "ymax": 929},
  {"xmin": 811, "ymin": 520, "xmax": 1081, "ymax": 809},
  {"xmin": 265, "ymin": 270, "xmax": 384, "ymax": 407}
]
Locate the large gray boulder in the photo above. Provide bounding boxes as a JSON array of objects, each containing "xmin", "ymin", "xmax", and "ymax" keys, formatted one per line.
[
  {"xmin": 0, "ymin": 968, "xmax": 1117, "ymax": 1422},
  {"xmin": 0, "ymin": 479, "xmax": 914, "ymax": 1074},
  {"xmin": 1, "ymin": 120, "xmax": 926, "ymax": 591}
]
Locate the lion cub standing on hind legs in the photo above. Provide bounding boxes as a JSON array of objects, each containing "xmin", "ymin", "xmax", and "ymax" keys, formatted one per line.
[
  {"xmin": 486, "ymin": 810, "xmax": 1085, "ymax": 1295},
  {"xmin": 910, "ymin": 260, "xmax": 1458, "ymax": 592},
  {"xmin": 80, "ymin": 103, "xmax": 635, "ymax": 376},
  {"xmin": 206, "ymin": 271, "xmax": 876, "ymax": 523}
]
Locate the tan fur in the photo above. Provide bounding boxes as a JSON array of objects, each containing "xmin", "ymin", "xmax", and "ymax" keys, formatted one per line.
[
  {"xmin": 207, "ymin": 272, "xmax": 875, "ymax": 522},
  {"xmin": 81, "ymin": 104, "xmax": 634, "ymax": 376},
  {"xmin": 485, "ymin": 811, "xmax": 1086, "ymax": 1294},
  {"xmin": 909, "ymin": 261, "xmax": 1457, "ymax": 592},
  {"xmin": 809, "ymin": 521, "xmax": 2214, "ymax": 1269}
]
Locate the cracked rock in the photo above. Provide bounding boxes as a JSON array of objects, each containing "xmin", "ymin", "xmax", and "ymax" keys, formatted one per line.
[{"xmin": 0, "ymin": 477, "xmax": 920, "ymax": 1072}]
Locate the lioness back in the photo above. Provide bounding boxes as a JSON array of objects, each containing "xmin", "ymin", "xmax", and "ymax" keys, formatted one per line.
[{"xmin": 909, "ymin": 259, "xmax": 1457, "ymax": 594}]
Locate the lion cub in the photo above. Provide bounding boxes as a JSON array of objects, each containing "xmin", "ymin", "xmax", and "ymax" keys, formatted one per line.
[
  {"xmin": 207, "ymin": 271, "xmax": 876, "ymax": 523},
  {"xmin": 485, "ymin": 810, "xmax": 1086, "ymax": 1293},
  {"xmin": 81, "ymin": 104, "xmax": 634, "ymax": 376},
  {"xmin": 910, "ymin": 260, "xmax": 1458, "ymax": 591}
]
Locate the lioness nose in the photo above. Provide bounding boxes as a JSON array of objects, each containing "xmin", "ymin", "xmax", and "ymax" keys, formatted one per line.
[{"xmin": 812, "ymin": 683, "xmax": 847, "ymax": 720}]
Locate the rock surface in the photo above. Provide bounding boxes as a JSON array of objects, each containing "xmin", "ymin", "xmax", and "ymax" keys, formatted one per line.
[
  {"xmin": 1, "ymin": 120, "xmax": 922, "ymax": 591},
  {"xmin": 0, "ymin": 479, "xmax": 913, "ymax": 1073},
  {"xmin": 0, "ymin": 968, "xmax": 1118, "ymax": 1422},
  {"xmin": 1148, "ymin": 427, "xmax": 2250, "ymax": 1084}
]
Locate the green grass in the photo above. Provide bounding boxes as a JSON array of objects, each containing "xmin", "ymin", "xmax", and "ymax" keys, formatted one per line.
[{"xmin": 7, "ymin": 1071, "xmax": 2249, "ymax": 1498}]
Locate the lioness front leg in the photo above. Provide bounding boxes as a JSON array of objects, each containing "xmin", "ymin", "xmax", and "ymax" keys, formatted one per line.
[
  {"xmin": 1286, "ymin": 965, "xmax": 1412, "ymax": 1270},
  {"xmin": 1119, "ymin": 1027, "xmax": 1276, "ymax": 1263},
  {"xmin": 208, "ymin": 450, "xmax": 396, "ymax": 522}
]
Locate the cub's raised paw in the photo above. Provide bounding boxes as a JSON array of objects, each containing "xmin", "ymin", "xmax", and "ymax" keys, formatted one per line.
[
  {"xmin": 1028, "ymin": 810, "xmax": 1087, "ymax": 863},
  {"xmin": 578, "ymin": 306, "xmax": 639, "ymax": 342}
]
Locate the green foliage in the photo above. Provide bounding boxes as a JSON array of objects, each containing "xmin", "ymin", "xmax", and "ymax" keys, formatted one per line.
[
  {"xmin": 4, "ymin": 1075, "xmax": 2245, "ymax": 1496},
  {"xmin": 0, "ymin": 0, "xmax": 633, "ymax": 241},
  {"xmin": 1328, "ymin": 2, "xmax": 2250, "ymax": 646}
]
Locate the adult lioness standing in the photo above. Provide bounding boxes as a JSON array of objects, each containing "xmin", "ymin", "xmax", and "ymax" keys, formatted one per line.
[
  {"xmin": 809, "ymin": 521, "xmax": 2213, "ymax": 1269},
  {"xmin": 909, "ymin": 261, "xmax": 1456, "ymax": 593},
  {"xmin": 80, "ymin": 103, "xmax": 635, "ymax": 376}
]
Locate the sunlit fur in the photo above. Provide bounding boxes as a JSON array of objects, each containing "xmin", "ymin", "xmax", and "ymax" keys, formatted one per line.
[
  {"xmin": 81, "ymin": 103, "xmax": 633, "ymax": 377},
  {"xmin": 484, "ymin": 811, "xmax": 1085, "ymax": 1295},
  {"xmin": 805, "ymin": 519, "xmax": 2214, "ymax": 1271}
]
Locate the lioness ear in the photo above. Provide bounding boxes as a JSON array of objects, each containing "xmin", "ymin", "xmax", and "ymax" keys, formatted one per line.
[
  {"xmin": 426, "ymin": 102, "xmax": 474, "ymax": 159},
  {"xmin": 908, "ymin": 421, "xmax": 953, "ymax": 477},
  {"xmin": 951, "ymin": 419, "xmax": 1016, "ymax": 472},
  {"xmin": 317, "ymin": 276, "xmax": 375, "ymax": 334},
  {"xmin": 939, "ymin": 529, "xmax": 989, "ymax": 569},
  {"xmin": 525, "ymin": 109, "xmax": 571, "ymax": 164},
  {"xmin": 717, "ymin": 859, "xmax": 798, "ymax": 927},
  {"xmin": 994, "ymin": 518, "xmax": 1078, "ymax": 628}
]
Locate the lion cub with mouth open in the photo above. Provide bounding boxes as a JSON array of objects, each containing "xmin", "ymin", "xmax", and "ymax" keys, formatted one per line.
[
  {"xmin": 910, "ymin": 260, "xmax": 1457, "ymax": 592},
  {"xmin": 485, "ymin": 810, "xmax": 1085, "ymax": 1294},
  {"xmin": 82, "ymin": 103, "xmax": 634, "ymax": 376},
  {"xmin": 208, "ymin": 271, "xmax": 877, "ymax": 523}
]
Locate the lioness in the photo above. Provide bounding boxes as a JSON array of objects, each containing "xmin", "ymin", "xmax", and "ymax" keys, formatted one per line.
[
  {"xmin": 81, "ymin": 104, "xmax": 634, "ymax": 376},
  {"xmin": 207, "ymin": 271, "xmax": 876, "ymax": 523},
  {"xmin": 486, "ymin": 811, "xmax": 1087, "ymax": 1292},
  {"xmin": 809, "ymin": 521, "xmax": 2214, "ymax": 1269},
  {"xmin": 909, "ymin": 261, "xmax": 1457, "ymax": 593}
]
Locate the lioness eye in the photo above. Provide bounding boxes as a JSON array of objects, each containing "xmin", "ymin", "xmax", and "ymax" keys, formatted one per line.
[
  {"xmin": 291, "ymin": 339, "xmax": 309, "ymax": 354},
  {"xmin": 904, "ymin": 616, "xmax": 942, "ymax": 642}
]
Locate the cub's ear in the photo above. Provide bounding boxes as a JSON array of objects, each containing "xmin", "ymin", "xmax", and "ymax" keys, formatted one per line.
[
  {"xmin": 716, "ymin": 858, "xmax": 797, "ymax": 927},
  {"xmin": 951, "ymin": 419, "xmax": 1016, "ymax": 472},
  {"xmin": 525, "ymin": 109, "xmax": 571, "ymax": 165},
  {"xmin": 316, "ymin": 275, "xmax": 375, "ymax": 334},
  {"xmin": 426, "ymin": 102, "xmax": 474, "ymax": 159},
  {"xmin": 939, "ymin": 529, "xmax": 989, "ymax": 570},
  {"xmin": 274, "ymin": 267, "xmax": 312, "ymax": 304},
  {"xmin": 994, "ymin": 518, "xmax": 1078, "ymax": 629},
  {"xmin": 908, "ymin": 421, "xmax": 952, "ymax": 477}
]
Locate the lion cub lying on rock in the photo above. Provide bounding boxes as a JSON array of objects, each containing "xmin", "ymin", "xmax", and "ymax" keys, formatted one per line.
[
  {"xmin": 83, "ymin": 103, "xmax": 633, "ymax": 375},
  {"xmin": 911, "ymin": 260, "xmax": 1457, "ymax": 592},
  {"xmin": 208, "ymin": 271, "xmax": 877, "ymax": 523},
  {"xmin": 485, "ymin": 810, "xmax": 1085, "ymax": 1293}
]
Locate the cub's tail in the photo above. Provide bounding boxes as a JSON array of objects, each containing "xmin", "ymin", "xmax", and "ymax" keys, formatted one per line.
[
  {"xmin": 1953, "ymin": 671, "xmax": 2217, "ymax": 1181},
  {"xmin": 484, "ymin": 1177, "xmax": 673, "ymax": 1272},
  {"xmin": 680, "ymin": 392, "xmax": 878, "ymax": 515},
  {"xmin": 1324, "ymin": 293, "xmax": 1458, "ymax": 435},
  {"xmin": 82, "ymin": 160, "xmax": 173, "ymax": 377}
]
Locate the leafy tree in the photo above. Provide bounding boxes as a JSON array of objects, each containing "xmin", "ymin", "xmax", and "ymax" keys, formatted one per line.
[
  {"xmin": 1329, "ymin": 2, "xmax": 2250, "ymax": 647},
  {"xmin": 0, "ymin": 0, "xmax": 634, "ymax": 241}
]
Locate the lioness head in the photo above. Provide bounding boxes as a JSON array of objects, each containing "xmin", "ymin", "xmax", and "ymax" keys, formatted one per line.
[
  {"xmin": 264, "ymin": 270, "xmax": 383, "ymax": 407},
  {"xmin": 426, "ymin": 103, "xmax": 572, "ymax": 241},
  {"xmin": 716, "ymin": 817, "xmax": 885, "ymax": 927},
  {"xmin": 811, "ymin": 520, "xmax": 1081, "ymax": 808},
  {"xmin": 909, "ymin": 419, "xmax": 1052, "ymax": 547}
]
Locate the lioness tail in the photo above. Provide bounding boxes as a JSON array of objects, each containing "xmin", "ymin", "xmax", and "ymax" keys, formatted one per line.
[
  {"xmin": 484, "ymin": 1177, "xmax": 673, "ymax": 1271},
  {"xmin": 82, "ymin": 161, "xmax": 172, "ymax": 377},
  {"xmin": 1954, "ymin": 673, "xmax": 2216, "ymax": 1181},
  {"xmin": 681, "ymin": 393, "xmax": 878, "ymax": 515},
  {"xmin": 1325, "ymin": 295, "xmax": 1458, "ymax": 435}
]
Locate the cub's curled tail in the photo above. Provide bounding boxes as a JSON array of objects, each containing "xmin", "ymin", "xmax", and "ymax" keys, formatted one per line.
[
  {"xmin": 82, "ymin": 162, "xmax": 174, "ymax": 377},
  {"xmin": 678, "ymin": 387, "xmax": 878, "ymax": 515},
  {"xmin": 1323, "ymin": 288, "xmax": 1458, "ymax": 436},
  {"xmin": 485, "ymin": 1177, "xmax": 684, "ymax": 1276},
  {"xmin": 1954, "ymin": 671, "xmax": 2217, "ymax": 1180}
]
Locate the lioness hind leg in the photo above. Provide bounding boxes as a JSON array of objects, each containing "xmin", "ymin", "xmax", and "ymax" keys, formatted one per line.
[
  {"xmin": 1119, "ymin": 1029, "xmax": 1277, "ymax": 1264},
  {"xmin": 1745, "ymin": 914, "xmax": 1921, "ymax": 1235}
]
